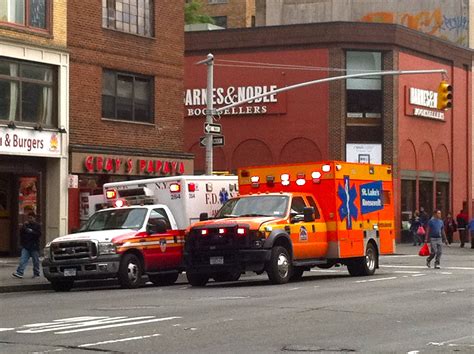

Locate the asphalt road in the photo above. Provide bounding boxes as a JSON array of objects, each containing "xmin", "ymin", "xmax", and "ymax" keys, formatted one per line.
[{"xmin": 0, "ymin": 247, "xmax": 473, "ymax": 353}]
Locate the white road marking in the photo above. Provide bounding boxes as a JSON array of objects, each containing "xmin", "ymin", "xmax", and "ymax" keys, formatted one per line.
[
  {"xmin": 18, "ymin": 316, "xmax": 135, "ymax": 333},
  {"xmin": 289, "ymin": 288, "xmax": 300, "ymax": 291},
  {"xmin": 407, "ymin": 351, "xmax": 419, "ymax": 354},
  {"xmin": 56, "ymin": 316, "xmax": 181, "ymax": 334},
  {"xmin": 0, "ymin": 328, "xmax": 14, "ymax": 332},
  {"xmin": 428, "ymin": 335, "xmax": 474, "ymax": 346},
  {"xmin": 411, "ymin": 274, "xmax": 426, "ymax": 277},
  {"xmin": 310, "ymin": 269, "xmax": 344, "ymax": 273},
  {"xmin": 381, "ymin": 255, "xmax": 418, "ymax": 258},
  {"xmin": 79, "ymin": 333, "xmax": 161, "ymax": 347},
  {"xmin": 356, "ymin": 277, "xmax": 397, "ymax": 283},
  {"xmin": 393, "ymin": 270, "xmax": 421, "ymax": 274},
  {"xmin": 380, "ymin": 265, "xmax": 474, "ymax": 270}
]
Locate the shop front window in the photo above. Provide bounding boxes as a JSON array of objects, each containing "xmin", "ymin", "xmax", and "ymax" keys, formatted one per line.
[
  {"xmin": 436, "ymin": 181, "xmax": 449, "ymax": 215},
  {"xmin": 0, "ymin": 59, "xmax": 56, "ymax": 127},
  {"xmin": 419, "ymin": 180, "xmax": 433, "ymax": 215}
]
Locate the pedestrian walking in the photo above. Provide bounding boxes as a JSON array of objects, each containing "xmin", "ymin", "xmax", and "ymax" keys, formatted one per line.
[
  {"xmin": 456, "ymin": 209, "xmax": 468, "ymax": 247},
  {"xmin": 12, "ymin": 212, "xmax": 41, "ymax": 279},
  {"xmin": 425, "ymin": 210, "xmax": 448, "ymax": 269},
  {"xmin": 467, "ymin": 217, "xmax": 474, "ymax": 249},
  {"xmin": 419, "ymin": 206, "xmax": 429, "ymax": 228},
  {"xmin": 443, "ymin": 212, "xmax": 457, "ymax": 245},
  {"xmin": 409, "ymin": 210, "xmax": 423, "ymax": 246}
]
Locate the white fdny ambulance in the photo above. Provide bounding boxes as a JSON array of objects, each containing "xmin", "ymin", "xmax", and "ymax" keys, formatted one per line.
[{"xmin": 42, "ymin": 175, "xmax": 237, "ymax": 291}]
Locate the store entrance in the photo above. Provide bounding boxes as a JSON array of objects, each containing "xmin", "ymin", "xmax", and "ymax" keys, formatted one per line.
[
  {"xmin": 0, "ymin": 174, "xmax": 14, "ymax": 255},
  {"xmin": 0, "ymin": 173, "xmax": 41, "ymax": 256}
]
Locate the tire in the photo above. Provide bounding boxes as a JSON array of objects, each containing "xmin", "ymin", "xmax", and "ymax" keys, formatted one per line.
[
  {"xmin": 289, "ymin": 266, "xmax": 304, "ymax": 282},
  {"xmin": 186, "ymin": 272, "xmax": 209, "ymax": 287},
  {"xmin": 50, "ymin": 280, "xmax": 74, "ymax": 292},
  {"xmin": 212, "ymin": 270, "xmax": 241, "ymax": 282},
  {"xmin": 118, "ymin": 253, "xmax": 143, "ymax": 289},
  {"xmin": 347, "ymin": 242, "xmax": 377, "ymax": 276},
  {"xmin": 266, "ymin": 246, "xmax": 291, "ymax": 284},
  {"xmin": 148, "ymin": 272, "xmax": 179, "ymax": 286}
]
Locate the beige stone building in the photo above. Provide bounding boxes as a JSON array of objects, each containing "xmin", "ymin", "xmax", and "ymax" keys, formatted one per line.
[{"xmin": 0, "ymin": 1, "xmax": 69, "ymax": 254}]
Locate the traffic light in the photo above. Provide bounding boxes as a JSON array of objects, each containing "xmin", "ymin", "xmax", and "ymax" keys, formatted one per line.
[{"xmin": 436, "ymin": 80, "xmax": 452, "ymax": 110}]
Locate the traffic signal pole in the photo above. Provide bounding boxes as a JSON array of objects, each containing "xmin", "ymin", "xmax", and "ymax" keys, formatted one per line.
[
  {"xmin": 197, "ymin": 53, "xmax": 214, "ymax": 175},
  {"xmin": 215, "ymin": 69, "xmax": 448, "ymax": 114},
  {"xmin": 198, "ymin": 52, "xmax": 448, "ymax": 174}
]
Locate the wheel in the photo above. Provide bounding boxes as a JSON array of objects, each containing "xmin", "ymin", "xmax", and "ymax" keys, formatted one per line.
[
  {"xmin": 118, "ymin": 253, "xmax": 143, "ymax": 289},
  {"xmin": 50, "ymin": 280, "xmax": 74, "ymax": 292},
  {"xmin": 289, "ymin": 266, "xmax": 304, "ymax": 282},
  {"xmin": 347, "ymin": 243, "xmax": 377, "ymax": 276},
  {"xmin": 212, "ymin": 270, "xmax": 241, "ymax": 282},
  {"xmin": 186, "ymin": 272, "xmax": 209, "ymax": 287},
  {"xmin": 266, "ymin": 246, "xmax": 291, "ymax": 284},
  {"xmin": 148, "ymin": 272, "xmax": 179, "ymax": 286}
]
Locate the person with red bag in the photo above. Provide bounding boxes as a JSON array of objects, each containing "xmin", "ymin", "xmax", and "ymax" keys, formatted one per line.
[{"xmin": 425, "ymin": 210, "xmax": 448, "ymax": 269}]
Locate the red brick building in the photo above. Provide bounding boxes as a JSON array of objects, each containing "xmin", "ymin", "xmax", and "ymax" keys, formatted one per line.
[
  {"xmin": 68, "ymin": 0, "xmax": 193, "ymax": 230},
  {"xmin": 184, "ymin": 22, "xmax": 473, "ymax": 241}
]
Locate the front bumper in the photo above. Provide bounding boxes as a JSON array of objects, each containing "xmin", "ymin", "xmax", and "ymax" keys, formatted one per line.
[
  {"xmin": 184, "ymin": 248, "xmax": 271, "ymax": 274},
  {"xmin": 42, "ymin": 254, "xmax": 121, "ymax": 281}
]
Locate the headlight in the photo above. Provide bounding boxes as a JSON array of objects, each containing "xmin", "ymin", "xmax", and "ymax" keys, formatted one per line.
[
  {"xmin": 43, "ymin": 246, "xmax": 51, "ymax": 260},
  {"xmin": 98, "ymin": 242, "xmax": 117, "ymax": 255}
]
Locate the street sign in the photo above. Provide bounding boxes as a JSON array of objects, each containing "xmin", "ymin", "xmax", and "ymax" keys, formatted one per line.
[
  {"xmin": 204, "ymin": 123, "xmax": 222, "ymax": 134},
  {"xmin": 200, "ymin": 135, "xmax": 225, "ymax": 147}
]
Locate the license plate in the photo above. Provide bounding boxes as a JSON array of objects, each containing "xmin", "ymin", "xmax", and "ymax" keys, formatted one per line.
[
  {"xmin": 210, "ymin": 256, "xmax": 224, "ymax": 265},
  {"xmin": 64, "ymin": 268, "xmax": 77, "ymax": 277}
]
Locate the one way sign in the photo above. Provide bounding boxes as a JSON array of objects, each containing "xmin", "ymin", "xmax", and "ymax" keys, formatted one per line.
[
  {"xmin": 200, "ymin": 135, "xmax": 225, "ymax": 147},
  {"xmin": 204, "ymin": 123, "xmax": 222, "ymax": 134}
]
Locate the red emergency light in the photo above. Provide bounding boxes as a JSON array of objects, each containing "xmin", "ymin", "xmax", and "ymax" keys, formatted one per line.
[
  {"xmin": 114, "ymin": 199, "xmax": 127, "ymax": 208},
  {"xmin": 170, "ymin": 183, "xmax": 181, "ymax": 193},
  {"xmin": 106, "ymin": 189, "xmax": 117, "ymax": 199},
  {"xmin": 188, "ymin": 183, "xmax": 196, "ymax": 192}
]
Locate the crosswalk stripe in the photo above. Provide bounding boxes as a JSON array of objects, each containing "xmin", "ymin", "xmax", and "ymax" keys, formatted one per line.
[
  {"xmin": 56, "ymin": 316, "xmax": 181, "ymax": 334},
  {"xmin": 17, "ymin": 316, "xmax": 151, "ymax": 334}
]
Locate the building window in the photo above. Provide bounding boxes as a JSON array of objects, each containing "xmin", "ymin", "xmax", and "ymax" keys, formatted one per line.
[
  {"xmin": 0, "ymin": 58, "xmax": 56, "ymax": 127},
  {"xmin": 102, "ymin": 70, "xmax": 153, "ymax": 123},
  {"xmin": 0, "ymin": 0, "xmax": 48, "ymax": 30},
  {"xmin": 102, "ymin": 0, "xmax": 154, "ymax": 37},
  {"xmin": 212, "ymin": 16, "xmax": 227, "ymax": 28},
  {"xmin": 346, "ymin": 51, "xmax": 382, "ymax": 119}
]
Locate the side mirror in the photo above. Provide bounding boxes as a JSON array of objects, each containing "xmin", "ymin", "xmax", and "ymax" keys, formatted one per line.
[
  {"xmin": 199, "ymin": 212, "xmax": 209, "ymax": 221},
  {"xmin": 147, "ymin": 219, "xmax": 168, "ymax": 234},
  {"xmin": 303, "ymin": 207, "xmax": 315, "ymax": 222}
]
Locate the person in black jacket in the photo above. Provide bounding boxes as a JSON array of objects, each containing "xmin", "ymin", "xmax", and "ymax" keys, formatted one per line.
[{"xmin": 12, "ymin": 212, "xmax": 41, "ymax": 278}]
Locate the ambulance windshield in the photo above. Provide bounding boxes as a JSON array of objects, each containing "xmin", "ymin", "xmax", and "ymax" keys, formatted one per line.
[
  {"xmin": 81, "ymin": 208, "xmax": 148, "ymax": 231},
  {"xmin": 216, "ymin": 195, "xmax": 289, "ymax": 218}
]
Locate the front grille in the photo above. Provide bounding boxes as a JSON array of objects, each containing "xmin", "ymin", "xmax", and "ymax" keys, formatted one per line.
[
  {"xmin": 51, "ymin": 240, "xmax": 98, "ymax": 261},
  {"xmin": 187, "ymin": 227, "xmax": 257, "ymax": 251}
]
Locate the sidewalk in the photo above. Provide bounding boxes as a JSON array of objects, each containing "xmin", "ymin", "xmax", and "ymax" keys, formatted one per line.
[{"xmin": 0, "ymin": 243, "xmax": 471, "ymax": 293}]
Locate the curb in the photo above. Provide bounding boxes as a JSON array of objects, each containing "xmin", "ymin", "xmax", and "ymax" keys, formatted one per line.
[{"xmin": 0, "ymin": 283, "xmax": 52, "ymax": 293}]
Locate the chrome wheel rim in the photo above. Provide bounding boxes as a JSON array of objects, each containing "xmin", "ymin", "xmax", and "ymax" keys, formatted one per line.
[
  {"xmin": 365, "ymin": 247, "xmax": 376, "ymax": 271},
  {"xmin": 127, "ymin": 262, "xmax": 139, "ymax": 282},
  {"xmin": 277, "ymin": 253, "xmax": 289, "ymax": 279}
]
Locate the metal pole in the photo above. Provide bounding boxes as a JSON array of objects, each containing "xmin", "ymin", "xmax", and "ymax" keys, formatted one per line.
[
  {"xmin": 215, "ymin": 69, "xmax": 447, "ymax": 114},
  {"xmin": 205, "ymin": 53, "xmax": 214, "ymax": 175}
]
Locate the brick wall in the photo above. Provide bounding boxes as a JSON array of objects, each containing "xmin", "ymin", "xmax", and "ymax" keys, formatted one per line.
[
  {"xmin": 68, "ymin": 0, "xmax": 185, "ymax": 154},
  {"xmin": 0, "ymin": 0, "xmax": 67, "ymax": 49}
]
